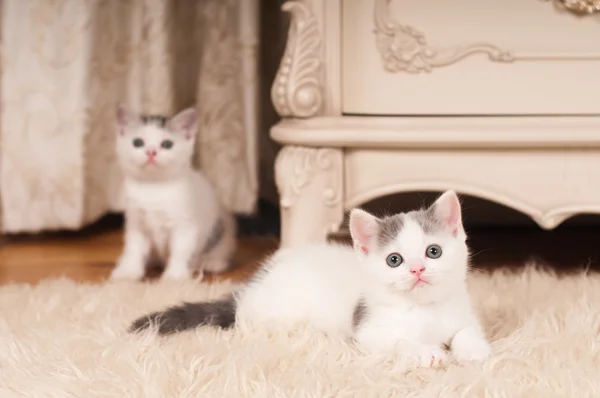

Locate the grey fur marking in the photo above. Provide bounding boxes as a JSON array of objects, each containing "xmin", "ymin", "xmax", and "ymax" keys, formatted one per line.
[
  {"xmin": 409, "ymin": 206, "xmax": 445, "ymax": 235},
  {"xmin": 129, "ymin": 294, "xmax": 237, "ymax": 335},
  {"xmin": 352, "ymin": 298, "xmax": 368, "ymax": 329},
  {"xmin": 376, "ymin": 214, "xmax": 404, "ymax": 249},
  {"xmin": 376, "ymin": 205, "xmax": 445, "ymax": 248},
  {"xmin": 202, "ymin": 217, "xmax": 225, "ymax": 254},
  {"xmin": 140, "ymin": 115, "xmax": 168, "ymax": 127}
]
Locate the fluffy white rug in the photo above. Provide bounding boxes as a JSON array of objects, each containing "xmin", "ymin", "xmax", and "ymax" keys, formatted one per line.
[{"xmin": 1, "ymin": 266, "xmax": 599, "ymax": 397}]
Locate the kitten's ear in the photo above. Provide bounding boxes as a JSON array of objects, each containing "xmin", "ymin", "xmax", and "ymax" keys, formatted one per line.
[
  {"xmin": 349, "ymin": 208, "xmax": 380, "ymax": 255},
  {"xmin": 116, "ymin": 103, "xmax": 137, "ymax": 135},
  {"xmin": 432, "ymin": 190, "xmax": 464, "ymax": 237},
  {"xmin": 169, "ymin": 107, "xmax": 198, "ymax": 140}
]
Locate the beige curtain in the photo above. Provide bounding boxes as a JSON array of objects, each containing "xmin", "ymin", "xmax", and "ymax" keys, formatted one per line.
[{"xmin": 0, "ymin": 0, "xmax": 259, "ymax": 234}]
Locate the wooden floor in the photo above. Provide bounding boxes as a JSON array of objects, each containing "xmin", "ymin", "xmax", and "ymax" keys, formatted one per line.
[
  {"xmin": 1, "ymin": 220, "xmax": 600, "ymax": 284},
  {"xmin": 0, "ymin": 227, "xmax": 279, "ymax": 285}
]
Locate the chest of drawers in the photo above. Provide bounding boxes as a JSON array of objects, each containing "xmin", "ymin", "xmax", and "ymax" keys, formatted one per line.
[{"xmin": 270, "ymin": 0, "xmax": 600, "ymax": 247}]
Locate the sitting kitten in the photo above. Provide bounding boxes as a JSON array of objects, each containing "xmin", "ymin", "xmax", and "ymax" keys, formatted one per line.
[
  {"xmin": 110, "ymin": 105, "xmax": 236, "ymax": 281},
  {"xmin": 130, "ymin": 191, "xmax": 490, "ymax": 367}
]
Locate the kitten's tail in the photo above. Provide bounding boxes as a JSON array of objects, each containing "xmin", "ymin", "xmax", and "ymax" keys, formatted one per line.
[{"xmin": 129, "ymin": 294, "xmax": 237, "ymax": 335}]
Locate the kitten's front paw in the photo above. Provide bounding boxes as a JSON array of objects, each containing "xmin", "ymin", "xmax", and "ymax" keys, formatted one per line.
[
  {"xmin": 452, "ymin": 339, "xmax": 491, "ymax": 362},
  {"xmin": 110, "ymin": 263, "xmax": 145, "ymax": 281},
  {"xmin": 202, "ymin": 260, "xmax": 230, "ymax": 274},
  {"xmin": 160, "ymin": 268, "xmax": 192, "ymax": 281},
  {"xmin": 406, "ymin": 344, "xmax": 448, "ymax": 368},
  {"xmin": 451, "ymin": 328, "xmax": 492, "ymax": 362}
]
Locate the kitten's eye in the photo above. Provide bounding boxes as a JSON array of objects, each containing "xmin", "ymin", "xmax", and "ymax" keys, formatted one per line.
[
  {"xmin": 426, "ymin": 244, "xmax": 442, "ymax": 259},
  {"xmin": 386, "ymin": 252, "xmax": 403, "ymax": 268},
  {"xmin": 132, "ymin": 138, "xmax": 144, "ymax": 148},
  {"xmin": 161, "ymin": 140, "xmax": 174, "ymax": 149}
]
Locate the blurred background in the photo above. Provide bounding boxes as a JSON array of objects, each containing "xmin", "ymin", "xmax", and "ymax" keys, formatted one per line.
[{"xmin": 0, "ymin": 0, "xmax": 599, "ymax": 283}]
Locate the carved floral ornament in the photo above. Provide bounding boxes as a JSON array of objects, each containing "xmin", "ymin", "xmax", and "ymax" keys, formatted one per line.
[
  {"xmin": 373, "ymin": 0, "xmax": 600, "ymax": 74},
  {"xmin": 271, "ymin": 0, "xmax": 324, "ymax": 118},
  {"xmin": 275, "ymin": 146, "xmax": 342, "ymax": 209},
  {"xmin": 547, "ymin": 0, "xmax": 600, "ymax": 14}
]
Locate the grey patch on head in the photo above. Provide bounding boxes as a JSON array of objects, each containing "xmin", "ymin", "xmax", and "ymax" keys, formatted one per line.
[
  {"xmin": 352, "ymin": 298, "xmax": 368, "ymax": 329},
  {"xmin": 376, "ymin": 214, "xmax": 404, "ymax": 249},
  {"xmin": 140, "ymin": 115, "xmax": 168, "ymax": 128},
  {"xmin": 129, "ymin": 294, "xmax": 237, "ymax": 335},
  {"xmin": 375, "ymin": 203, "xmax": 446, "ymax": 248},
  {"xmin": 408, "ymin": 205, "xmax": 445, "ymax": 235},
  {"xmin": 202, "ymin": 217, "xmax": 225, "ymax": 254}
]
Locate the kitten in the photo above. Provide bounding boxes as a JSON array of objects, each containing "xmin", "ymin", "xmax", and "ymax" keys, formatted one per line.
[
  {"xmin": 110, "ymin": 105, "xmax": 237, "ymax": 281},
  {"xmin": 130, "ymin": 191, "xmax": 491, "ymax": 367}
]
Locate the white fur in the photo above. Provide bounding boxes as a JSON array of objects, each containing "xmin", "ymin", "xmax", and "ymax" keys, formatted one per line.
[
  {"xmin": 234, "ymin": 191, "xmax": 490, "ymax": 368},
  {"xmin": 110, "ymin": 106, "xmax": 236, "ymax": 281},
  {"xmin": 236, "ymin": 242, "xmax": 364, "ymax": 336},
  {"xmin": 354, "ymin": 215, "xmax": 490, "ymax": 366}
]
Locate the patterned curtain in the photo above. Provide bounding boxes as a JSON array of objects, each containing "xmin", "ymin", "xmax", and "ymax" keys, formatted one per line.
[{"xmin": 0, "ymin": 0, "xmax": 259, "ymax": 234}]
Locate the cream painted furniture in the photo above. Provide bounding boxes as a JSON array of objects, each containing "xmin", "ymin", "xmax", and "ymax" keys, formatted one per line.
[{"xmin": 270, "ymin": 0, "xmax": 600, "ymax": 248}]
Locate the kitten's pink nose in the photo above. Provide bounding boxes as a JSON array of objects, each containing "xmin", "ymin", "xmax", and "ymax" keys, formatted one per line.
[
  {"xmin": 146, "ymin": 149, "xmax": 157, "ymax": 157},
  {"xmin": 410, "ymin": 265, "xmax": 426, "ymax": 275}
]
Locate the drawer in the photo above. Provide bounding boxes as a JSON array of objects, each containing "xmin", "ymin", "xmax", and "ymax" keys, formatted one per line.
[{"xmin": 341, "ymin": 0, "xmax": 600, "ymax": 115}]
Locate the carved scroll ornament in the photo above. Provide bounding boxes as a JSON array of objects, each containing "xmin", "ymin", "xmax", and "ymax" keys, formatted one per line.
[
  {"xmin": 374, "ymin": 0, "xmax": 600, "ymax": 74},
  {"xmin": 373, "ymin": 0, "xmax": 514, "ymax": 74},
  {"xmin": 271, "ymin": 0, "xmax": 324, "ymax": 118},
  {"xmin": 275, "ymin": 146, "xmax": 342, "ymax": 210},
  {"xmin": 551, "ymin": 0, "xmax": 600, "ymax": 14}
]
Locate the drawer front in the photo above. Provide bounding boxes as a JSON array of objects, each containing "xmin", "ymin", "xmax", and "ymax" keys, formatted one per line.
[{"xmin": 341, "ymin": 0, "xmax": 600, "ymax": 115}]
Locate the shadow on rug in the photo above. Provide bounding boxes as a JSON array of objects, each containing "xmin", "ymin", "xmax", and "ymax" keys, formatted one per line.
[{"xmin": 1, "ymin": 266, "xmax": 599, "ymax": 397}]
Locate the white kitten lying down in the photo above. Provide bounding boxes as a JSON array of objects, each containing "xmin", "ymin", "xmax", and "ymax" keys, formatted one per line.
[{"xmin": 131, "ymin": 190, "xmax": 491, "ymax": 367}]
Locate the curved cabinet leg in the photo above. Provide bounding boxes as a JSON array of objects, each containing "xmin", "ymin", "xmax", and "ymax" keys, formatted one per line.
[{"xmin": 275, "ymin": 145, "xmax": 344, "ymax": 248}]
